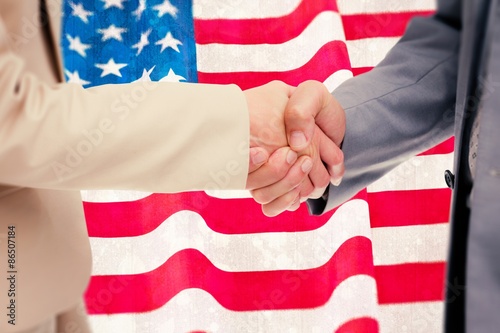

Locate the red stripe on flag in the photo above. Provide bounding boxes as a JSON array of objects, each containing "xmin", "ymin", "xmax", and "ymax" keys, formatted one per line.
[
  {"xmin": 375, "ymin": 262, "xmax": 446, "ymax": 304},
  {"xmin": 352, "ymin": 67, "xmax": 373, "ymax": 76},
  {"xmin": 194, "ymin": 0, "xmax": 338, "ymax": 45},
  {"xmin": 367, "ymin": 189, "xmax": 451, "ymax": 228},
  {"xmin": 84, "ymin": 191, "xmax": 357, "ymax": 237},
  {"xmin": 341, "ymin": 12, "xmax": 434, "ymax": 41},
  {"xmin": 197, "ymin": 41, "xmax": 351, "ymax": 90},
  {"xmin": 335, "ymin": 317, "xmax": 379, "ymax": 333},
  {"xmin": 85, "ymin": 237, "xmax": 373, "ymax": 314},
  {"xmin": 419, "ymin": 137, "xmax": 454, "ymax": 156}
]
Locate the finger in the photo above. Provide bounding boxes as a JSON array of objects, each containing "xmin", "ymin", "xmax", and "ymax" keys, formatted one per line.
[
  {"xmin": 326, "ymin": 149, "xmax": 345, "ymax": 186},
  {"xmin": 248, "ymin": 147, "xmax": 269, "ymax": 173},
  {"xmin": 285, "ymin": 80, "xmax": 331, "ymax": 151},
  {"xmin": 250, "ymin": 156, "xmax": 312, "ymax": 204},
  {"xmin": 316, "ymin": 126, "xmax": 345, "ymax": 185},
  {"xmin": 286, "ymin": 196, "xmax": 301, "ymax": 212},
  {"xmin": 296, "ymin": 175, "xmax": 315, "ymax": 199},
  {"xmin": 305, "ymin": 165, "xmax": 330, "ymax": 199},
  {"xmin": 261, "ymin": 187, "xmax": 301, "ymax": 217},
  {"xmin": 293, "ymin": 125, "xmax": 336, "ymax": 198},
  {"xmin": 246, "ymin": 147, "xmax": 297, "ymax": 190}
]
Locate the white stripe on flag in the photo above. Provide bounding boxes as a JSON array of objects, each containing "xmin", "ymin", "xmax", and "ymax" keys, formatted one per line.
[
  {"xmin": 89, "ymin": 199, "xmax": 371, "ymax": 275},
  {"xmin": 323, "ymin": 69, "xmax": 354, "ymax": 92},
  {"xmin": 372, "ymin": 224, "xmax": 450, "ymax": 266},
  {"xmin": 88, "ymin": 275, "xmax": 377, "ymax": 333},
  {"xmin": 337, "ymin": 0, "xmax": 436, "ymax": 15},
  {"xmin": 367, "ymin": 153, "xmax": 453, "ymax": 192},
  {"xmin": 378, "ymin": 301, "xmax": 444, "ymax": 333},
  {"xmin": 81, "ymin": 190, "xmax": 152, "ymax": 203},
  {"xmin": 193, "ymin": 0, "xmax": 302, "ymax": 19},
  {"xmin": 196, "ymin": 11, "xmax": 345, "ymax": 72},
  {"xmin": 205, "ymin": 189, "xmax": 252, "ymax": 199},
  {"xmin": 346, "ymin": 37, "xmax": 400, "ymax": 68}
]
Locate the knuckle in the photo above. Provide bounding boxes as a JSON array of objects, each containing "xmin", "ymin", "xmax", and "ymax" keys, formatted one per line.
[
  {"xmin": 270, "ymin": 164, "xmax": 288, "ymax": 180},
  {"xmin": 267, "ymin": 158, "xmax": 289, "ymax": 179},
  {"xmin": 251, "ymin": 190, "xmax": 271, "ymax": 205},
  {"xmin": 286, "ymin": 104, "xmax": 308, "ymax": 121}
]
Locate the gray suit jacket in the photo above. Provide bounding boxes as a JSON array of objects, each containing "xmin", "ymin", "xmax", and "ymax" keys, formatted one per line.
[{"xmin": 310, "ymin": 0, "xmax": 500, "ymax": 332}]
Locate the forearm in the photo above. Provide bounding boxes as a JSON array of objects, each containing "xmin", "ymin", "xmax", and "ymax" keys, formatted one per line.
[
  {"xmin": 310, "ymin": 5, "xmax": 461, "ymax": 213},
  {"xmin": 0, "ymin": 48, "xmax": 249, "ymax": 192}
]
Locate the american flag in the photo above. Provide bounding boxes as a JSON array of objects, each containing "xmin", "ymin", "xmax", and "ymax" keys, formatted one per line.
[{"xmin": 61, "ymin": 0, "xmax": 452, "ymax": 332}]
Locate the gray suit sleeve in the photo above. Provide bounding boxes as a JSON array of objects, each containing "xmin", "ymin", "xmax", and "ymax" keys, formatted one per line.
[{"xmin": 308, "ymin": 0, "xmax": 461, "ymax": 214}]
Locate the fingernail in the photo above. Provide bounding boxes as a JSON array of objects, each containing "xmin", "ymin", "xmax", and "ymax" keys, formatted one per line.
[
  {"xmin": 301, "ymin": 159, "xmax": 313, "ymax": 173},
  {"xmin": 251, "ymin": 150, "xmax": 267, "ymax": 165},
  {"xmin": 286, "ymin": 150, "xmax": 297, "ymax": 164},
  {"xmin": 332, "ymin": 177, "xmax": 342, "ymax": 186},
  {"xmin": 330, "ymin": 164, "xmax": 343, "ymax": 186},
  {"xmin": 290, "ymin": 131, "xmax": 307, "ymax": 148}
]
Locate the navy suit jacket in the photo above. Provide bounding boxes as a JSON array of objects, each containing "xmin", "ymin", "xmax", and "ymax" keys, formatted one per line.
[{"xmin": 309, "ymin": 0, "xmax": 500, "ymax": 331}]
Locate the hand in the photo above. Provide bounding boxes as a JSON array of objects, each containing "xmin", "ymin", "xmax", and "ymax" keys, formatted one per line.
[
  {"xmin": 245, "ymin": 81, "xmax": 314, "ymax": 200},
  {"xmin": 244, "ymin": 81, "xmax": 334, "ymax": 207},
  {"xmin": 250, "ymin": 80, "xmax": 346, "ymax": 216},
  {"xmin": 286, "ymin": 80, "xmax": 345, "ymax": 185},
  {"xmin": 248, "ymin": 146, "xmax": 313, "ymax": 214}
]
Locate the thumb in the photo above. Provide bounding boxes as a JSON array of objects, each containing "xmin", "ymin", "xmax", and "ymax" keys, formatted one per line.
[
  {"xmin": 285, "ymin": 80, "xmax": 345, "ymax": 149},
  {"xmin": 285, "ymin": 80, "xmax": 331, "ymax": 151}
]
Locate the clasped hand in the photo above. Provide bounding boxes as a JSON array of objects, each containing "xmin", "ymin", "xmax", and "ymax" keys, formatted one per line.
[{"xmin": 244, "ymin": 80, "xmax": 346, "ymax": 216}]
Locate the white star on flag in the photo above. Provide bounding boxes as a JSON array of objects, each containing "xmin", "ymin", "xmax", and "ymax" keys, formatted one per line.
[
  {"xmin": 153, "ymin": 0, "xmax": 178, "ymax": 18},
  {"xmin": 134, "ymin": 67, "xmax": 156, "ymax": 82},
  {"xmin": 101, "ymin": 0, "xmax": 127, "ymax": 10},
  {"xmin": 98, "ymin": 24, "xmax": 127, "ymax": 42},
  {"xmin": 132, "ymin": 0, "xmax": 147, "ymax": 20},
  {"xmin": 132, "ymin": 29, "xmax": 152, "ymax": 56},
  {"xmin": 159, "ymin": 68, "xmax": 186, "ymax": 82},
  {"xmin": 65, "ymin": 70, "xmax": 91, "ymax": 86},
  {"xmin": 66, "ymin": 34, "xmax": 91, "ymax": 57},
  {"xmin": 95, "ymin": 58, "xmax": 128, "ymax": 77},
  {"xmin": 155, "ymin": 32, "xmax": 182, "ymax": 53},
  {"xmin": 69, "ymin": 2, "xmax": 93, "ymax": 24}
]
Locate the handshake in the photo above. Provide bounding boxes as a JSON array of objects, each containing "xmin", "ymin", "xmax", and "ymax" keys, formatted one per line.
[{"xmin": 244, "ymin": 80, "xmax": 346, "ymax": 217}]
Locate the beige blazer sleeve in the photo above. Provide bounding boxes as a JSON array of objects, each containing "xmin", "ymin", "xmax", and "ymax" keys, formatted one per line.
[
  {"xmin": 0, "ymin": 21, "xmax": 250, "ymax": 193},
  {"xmin": 0, "ymin": 3, "xmax": 253, "ymax": 332}
]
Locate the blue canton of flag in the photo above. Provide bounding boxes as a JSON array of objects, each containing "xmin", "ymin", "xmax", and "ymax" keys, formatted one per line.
[{"xmin": 61, "ymin": 0, "xmax": 197, "ymax": 88}]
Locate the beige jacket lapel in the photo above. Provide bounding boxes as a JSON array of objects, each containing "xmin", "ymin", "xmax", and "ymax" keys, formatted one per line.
[{"xmin": 44, "ymin": 0, "xmax": 64, "ymax": 81}]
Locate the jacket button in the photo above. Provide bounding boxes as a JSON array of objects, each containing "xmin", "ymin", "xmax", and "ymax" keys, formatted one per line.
[{"xmin": 444, "ymin": 170, "xmax": 455, "ymax": 189}]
